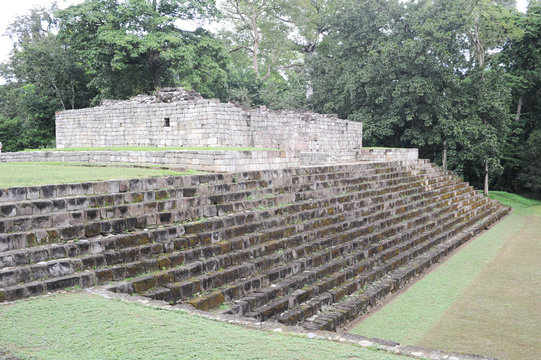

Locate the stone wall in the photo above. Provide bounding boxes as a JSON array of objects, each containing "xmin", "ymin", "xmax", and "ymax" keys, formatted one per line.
[
  {"xmin": 0, "ymin": 148, "xmax": 419, "ymax": 172},
  {"xmin": 55, "ymin": 89, "xmax": 363, "ymax": 152},
  {"xmin": 0, "ymin": 150, "xmax": 299, "ymax": 172},
  {"xmin": 355, "ymin": 148, "xmax": 419, "ymax": 162}
]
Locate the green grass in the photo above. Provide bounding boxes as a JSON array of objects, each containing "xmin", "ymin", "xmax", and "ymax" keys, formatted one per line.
[
  {"xmin": 417, "ymin": 207, "xmax": 541, "ymax": 360},
  {"xmin": 0, "ymin": 293, "xmax": 409, "ymax": 360},
  {"xmin": 350, "ymin": 214, "xmax": 521, "ymax": 344},
  {"xmin": 23, "ymin": 146, "xmax": 281, "ymax": 152},
  {"xmin": 0, "ymin": 162, "xmax": 199, "ymax": 188},
  {"xmin": 350, "ymin": 192, "xmax": 541, "ymax": 359},
  {"xmin": 488, "ymin": 190, "xmax": 541, "ymax": 215}
]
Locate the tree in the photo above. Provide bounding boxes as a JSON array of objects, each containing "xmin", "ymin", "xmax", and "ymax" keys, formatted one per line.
[
  {"xmin": 517, "ymin": 130, "xmax": 541, "ymax": 193},
  {"xmin": 499, "ymin": 1, "xmax": 541, "ymax": 194},
  {"xmin": 6, "ymin": 35, "xmax": 91, "ymax": 111},
  {"xmin": 219, "ymin": 0, "xmax": 331, "ymax": 109},
  {"xmin": 309, "ymin": 0, "xmax": 521, "ymax": 195},
  {"xmin": 451, "ymin": 69, "xmax": 511, "ymax": 189},
  {"xmin": 56, "ymin": 0, "xmax": 227, "ymax": 101},
  {"xmin": 220, "ymin": 0, "xmax": 298, "ymax": 79},
  {"xmin": 310, "ymin": 0, "xmax": 460, "ymax": 156},
  {"xmin": 2, "ymin": 5, "xmax": 92, "ymax": 111},
  {"xmin": 0, "ymin": 115, "xmax": 24, "ymax": 152},
  {"xmin": 0, "ymin": 6, "xmax": 91, "ymax": 150},
  {"xmin": 457, "ymin": 0, "xmax": 521, "ymax": 195}
]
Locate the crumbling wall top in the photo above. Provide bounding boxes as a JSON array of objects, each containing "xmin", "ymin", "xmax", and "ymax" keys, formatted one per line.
[{"xmin": 100, "ymin": 87, "xmax": 203, "ymax": 107}]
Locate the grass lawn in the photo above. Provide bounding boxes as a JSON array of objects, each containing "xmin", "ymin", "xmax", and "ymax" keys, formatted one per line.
[
  {"xmin": 488, "ymin": 190, "xmax": 541, "ymax": 215},
  {"xmin": 0, "ymin": 293, "xmax": 409, "ymax": 360},
  {"xmin": 23, "ymin": 146, "xmax": 281, "ymax": 152},
  {"xmin": 350, "ymin": 193, "xmax": 541, "ymax": 360},
  {"xmin": 0, "ymin": 162, "xmax": 199, "ymax": 188}
]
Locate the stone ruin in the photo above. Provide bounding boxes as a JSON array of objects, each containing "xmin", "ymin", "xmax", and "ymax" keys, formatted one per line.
[
  {"xmin": 0, "ymin": 89, "xmax": 510, "ymax": 333},
  {"xmin": 55, "ymin": 87, "xmax": 363, "ymax": 153},
  {"xmin": 0, "ymin": 88, "xmax": 418, "ymax": 172},
  {"xmin": 100, "ymin": 87, "xmax": 203, "ymax": 106}
]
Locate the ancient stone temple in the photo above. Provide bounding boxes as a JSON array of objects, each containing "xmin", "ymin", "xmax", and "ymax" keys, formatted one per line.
[
  {"xmin": 0, "ymin": 88, "xmax": 417, "ymax": 171},
  {"xmin": 55, "ymin": 88, "xmax": 363, "ymax": 152},
  {"xmin": 0, "ymin": 88, "xmax": 509, "ymax": 333}
]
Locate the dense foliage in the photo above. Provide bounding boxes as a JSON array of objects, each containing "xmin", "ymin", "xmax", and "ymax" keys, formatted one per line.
[{"xmin": 0, "ymin": 0, "xmax": 539, "ymax": 195}]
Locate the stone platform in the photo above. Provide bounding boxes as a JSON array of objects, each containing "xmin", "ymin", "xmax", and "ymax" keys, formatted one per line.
[
  {"xmin": 0, "ymin": 148, "xmax": 418, "ymax": 172},
  {"xmin": 0, "ymin": 160, "xmax": 509, "ymax": 331}
]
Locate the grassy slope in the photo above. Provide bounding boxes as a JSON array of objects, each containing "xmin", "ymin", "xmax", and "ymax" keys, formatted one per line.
[
  {"xmin": 350, "ymin": 212, "xmax": 521, "ymax": 343},
  {"xmin": 23, "ymin": 146, "xmax": 280, "ymax": 152},
  {"xmin": 0, "ymin": 162, "xmax": 196, "ymax": 188},
  {"xmin": 350, "ymin": 193, "xmax": 541, "ymax": 359},
  {"xmin": 0, "ymin": 293, "xmax": 408, "ymax": 360},
  {"xmin": 418, "ymin": 205, "xmax": 541, "ymax": 359},
  {"xmin": 488, "ymin": 191, "xmax": 541, "ymax": 215}
]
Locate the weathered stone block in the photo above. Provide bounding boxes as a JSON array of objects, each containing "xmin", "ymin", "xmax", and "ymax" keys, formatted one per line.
[
  {"xmin": 6, "ymin": 285, "xmax": 28, "ymax": 301},
  {"xmin": 95, "ymin": 269, "xmax": 114, "ymax": 284},
  {"xmin": 44, "ymin": 275, "xmax": 80, "ymax": 291}
]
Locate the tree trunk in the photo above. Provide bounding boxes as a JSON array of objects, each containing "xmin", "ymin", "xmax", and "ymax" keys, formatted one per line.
[
  {"xmin": 149, "ymin": 51, "xmax": 161, "ymax": 89},
  {"xmin": 70, "ymin": 79, "xmax": 76, "ymax": 110},
  {"xmin": 152, "ymin": 69, "xmax": 161, "ymax": 89},
  {"xmin": 51, "ymin": 79, "xmax": 66, "ymax": 111},
  {"xmin": 516, "ymin": 95, "xmax": 523, "ymax": 122},
  {"xmin": 442, "ymin": 140, "xmax": 448, "ymax": 171},
  {"xmin": 484, "ymin": 162, "xmax": 489, "ymax": 197},
  {"xmin": 251, "ymin": 21, "xmax": 259, "ymax": 76},
  {"xmin": 252, "ymin": 40, "xmax": 259, "ymax": 76}
]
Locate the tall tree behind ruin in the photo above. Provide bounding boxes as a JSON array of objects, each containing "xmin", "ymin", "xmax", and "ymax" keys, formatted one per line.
[
  {"xmin": 455, "ymin": 0, "xmax": 521, "ymax": 196},
  {"xmin": 219, "ymin": 0, "xmax": 332, "ymax": 109},
  {"xmin": 310, "ymin": 0, "xmax": 463, "ymax": 156},
  {"xmin": 500, "ymin": 1, "xmax": 541, "ymax": 193},
  {"xmin": 0, "ymin": 6, "xmax": 92, "ymax": 150},
  {"xmin": 56, "ymin": 0, "xmax": 228, "ymax": 102},
  {"xmin": 308, "ymin": 0, "xmax": 523, "ymax": 194}
]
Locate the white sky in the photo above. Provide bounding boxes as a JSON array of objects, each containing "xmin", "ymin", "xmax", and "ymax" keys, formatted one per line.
[
  {"xmin": 0, "ymin": 0, "xmax": 531, "ymax": 67},
  {"xmin": 0, "ymin": 0, "xmax": 84, "ymax": 66}
]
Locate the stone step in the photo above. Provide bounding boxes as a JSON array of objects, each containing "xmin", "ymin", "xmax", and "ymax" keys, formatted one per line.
[
  {"xmin": 131, "ymin": 183, "xmax": 477, "ymax": 307},
  {"xmin": 90, "ymin": 178, "xmax": 450, "ymax": 286},
  {"xmin": 0, "ymin": 225, "xmax": 182, "ymax": 269},
  {"xmin": 242, "ymin": 198, "xmax": 492, "ymax": 323},
  {"xmin": 0, "ymin": 160, "xmax": 498, "ymax": 304},
  {"xmin": 301, "ymin": 205, "xmax": 510, "ymax": 331},
  {"xmin": 0, "ymin": 272, "xmax": 98, "ymax": 302},
  {"xmin": 0, "ymin": 192, "xmax": 295, "ymax": 252},
  {"xmin": 271, "ymin": 198, "xmax": 491, "ymax": 325},
  {"xmin": 301, "ymin": 202, "xmax": 500, "ymax": 330},
  {"xmin": 0, "ymin": 171, "xmax": 246, "ymax": 204},
  {"xmin": 3, "ymin": 191, "xmax": 474, "ymax": 303},
  {"xmin": 0, "ymin": 170, "xmax": 447, "ymax": 270},
  {"xmin": 0, "ymin": 189, "xmax": 296, "ymax": 233},
  {"xmin": 0, "ymin": 174, "xmax": 508, "ymax": 307},
  {"xmin": 0, "ymin": 164, "xmax": 431, "ymax": 233},
  {"xmin": 0, "ymin": 167, "xmax": 448, "ymax": 253},
  {"xmin": 220, "ymin": 191, "xmax": 484, "ymax": 318},
  {"xmin": 0, "ymin": 160, "xmax": 427, "ymax": 207},
  {"xmin": 0, "ymin": 171, "xmax": 458, "ymax": 290}
]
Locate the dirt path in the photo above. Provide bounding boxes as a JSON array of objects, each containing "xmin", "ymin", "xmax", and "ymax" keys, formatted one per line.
[
  {"xmin": 418, "ymin": 209, "xmax": 541, "ymax": 359},
  {"xmin": 350, "ymin": 206, "xmax": 541, "ymax": 359}
]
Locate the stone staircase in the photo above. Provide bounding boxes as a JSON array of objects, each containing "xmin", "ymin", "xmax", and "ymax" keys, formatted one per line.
[{"xmin": 0, "ymin": 160, "xmax": 509, "ymax": 331}]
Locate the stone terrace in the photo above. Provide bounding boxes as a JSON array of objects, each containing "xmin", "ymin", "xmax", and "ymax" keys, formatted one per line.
[
  {"xmin": 0, "ymin": 160, "xmax": 509, "ymax": 331},
  {"xmin": 0, "ymin": 148, "xmax": 419, "ymax": 172}
]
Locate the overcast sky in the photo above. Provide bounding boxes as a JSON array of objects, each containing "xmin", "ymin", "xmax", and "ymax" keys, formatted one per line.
[{"xmin": 0, "ymin": 0, "xmax": 531, "ymax": 66}]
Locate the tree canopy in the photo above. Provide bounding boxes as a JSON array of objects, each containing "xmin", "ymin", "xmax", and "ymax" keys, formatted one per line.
[{"xmin": 0, "ymin": 0, "xmax": 539, "ymax": 196}]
